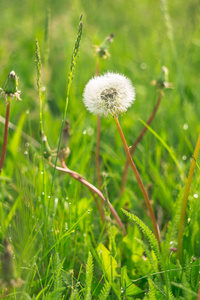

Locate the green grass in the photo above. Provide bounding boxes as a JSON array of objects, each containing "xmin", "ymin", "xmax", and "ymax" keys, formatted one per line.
[{"xmin": 0, "ymin": 0, "xmax": 200, "ymax": 298}]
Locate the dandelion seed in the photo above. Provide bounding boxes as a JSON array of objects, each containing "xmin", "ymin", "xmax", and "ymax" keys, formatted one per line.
[
  {"xmin": 183, "ymin": 123, "xmax": 188, "ymax": 130},
  {"xmin": 193, "ymin": 193, "xmax": 198, "ymax": 198},
  {"xmin": 83, "ymin": 72, "xmax": 135, "ymax": 118}
]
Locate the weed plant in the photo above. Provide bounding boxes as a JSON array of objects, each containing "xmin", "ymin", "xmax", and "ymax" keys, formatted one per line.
[{"xmin": 0, "ymin": 0, "xmax": 200, "ymax": 299}]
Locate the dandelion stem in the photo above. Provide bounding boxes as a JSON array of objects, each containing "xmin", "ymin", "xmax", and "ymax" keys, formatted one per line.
[
  {"xmin": 114, "ymin": 116, "xmax": 160, "ymax": 244},
  {"xmin": 95, "ymin": 58, "xmax": 101, "ymax": 189},
  {"xmin": 49, "ymin": 161, "xmax": 126, "ymax": 235},
  {"xmin": 120, "ymin": 91, "xmax": 163, "ymax": 194},
  {"xmin": 177, "ymin": 133, "xmax": 200, "ymax": 262},
  {"xmin": 0, "ymin": 98, "xmax": 11, "ymax": 175},
  {"xmin": 96, "ymin": 115, "xmax": 101, "ymax": 189},
  {"xmin": 95, "ymin": 58, "xmax": 100, "ymax": 77}
]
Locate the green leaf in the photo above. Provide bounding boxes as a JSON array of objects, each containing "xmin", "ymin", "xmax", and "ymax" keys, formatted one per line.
[
  {"xmin": 96, "ymin": 243, "xmax": 119, "ymax": 281},
  {"xmin": 121, "ymin": 266, "xmax": 143, "ymax": 296},
  {"xmin": 139, "ymin": 119, "xmax": 182, "ymax": 174},
  {"xmin": 9, "ymin": 112, "xmax": 26, "ymax": 156}
]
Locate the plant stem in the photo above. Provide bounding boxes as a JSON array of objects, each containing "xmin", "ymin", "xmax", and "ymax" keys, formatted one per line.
[
  {"xmin": 50, "ymin": 161, "xmax": 126, "ymax": 236},
  {"xmin": 0, "ymin": 99, "xmax": 11, "ymax": 175},
  {"xmin": 95, "ymin": 58, "xmax": 101, "ymax": 190},
  {"xmin": 177, "ymin": 133, "xmax": 200, "ymax": 262},
  {"xmin": 114, "ymin": 116, "xmax": 160, "ymax": 244},
  {"xmin": 120, "ymin": 91, "xmax": 163, "ymax": 194},
  {"xmin": 96, "ymin": 115, "xmax": 101, "ymax": 189}
]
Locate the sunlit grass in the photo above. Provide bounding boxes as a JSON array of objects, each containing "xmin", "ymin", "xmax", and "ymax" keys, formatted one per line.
[{"xmin": 0, "ymin": 0, "xmax": 200, "ymax": 298}]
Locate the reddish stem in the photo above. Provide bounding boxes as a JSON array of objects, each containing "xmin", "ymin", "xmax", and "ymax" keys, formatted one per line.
[
  {"xmin": 114, "ymin": 117, "xmax": 160, "ymax": 244},
  {"xmin": 120, "ymin": 91, "xmax": 163, "ymax": 194},
  {"xmin": 0, "ymin": 101, "xmax": 10, "ymax": 175},
  {"xmin": 50, "ymin": 161, "xmax": 126, "ymax": 235}
]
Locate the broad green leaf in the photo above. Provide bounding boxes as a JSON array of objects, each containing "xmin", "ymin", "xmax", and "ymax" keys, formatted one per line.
[
  {"xmin": 121, "ymin": 266, "xmax": 143, "ymax": 296},
  {"xmin": 96, "ymin": 243, "xmax": 119, "ymax": 281}
]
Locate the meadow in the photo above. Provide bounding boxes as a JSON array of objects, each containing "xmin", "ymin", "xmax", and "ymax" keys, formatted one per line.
[{"xmin": 0, "ymin": 0, "xmax": 200, "ymax": 299}]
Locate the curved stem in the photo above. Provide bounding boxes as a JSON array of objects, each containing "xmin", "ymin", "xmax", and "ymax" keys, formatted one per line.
[
  {"xmin": 114, "ymin": 117, "xmax": 160, "ymax": 244},
  {"xmin": 177, "ymin": 133, "xmax": 200, "ymax": 263},
  {"xmin": 0, "ymin": 100, "xmax": 11, "ymax": 175},
  {"xmin": 120, "ymin": 91, "xmax": 163, "ymax": 194},
  {"xmin": 49, "ymin": 161, "xmax": 126, "ymax": 236}
]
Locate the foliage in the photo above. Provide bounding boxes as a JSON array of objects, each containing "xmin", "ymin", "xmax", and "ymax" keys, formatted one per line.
[{"xmin": 0, "ymin": 0, "xmax": 200, "ymax": 299}]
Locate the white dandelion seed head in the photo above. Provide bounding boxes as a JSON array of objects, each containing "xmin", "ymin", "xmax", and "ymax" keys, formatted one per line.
[{"xmin": 83, "ymin": 72, "xmax": 135, "ymax": 117}]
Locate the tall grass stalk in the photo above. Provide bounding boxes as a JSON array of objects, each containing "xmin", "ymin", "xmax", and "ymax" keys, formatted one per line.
[
  {"xmin": 35, "ymin": 39, "xmax": 46, "ymax": 216},
  {"xmin": 160, "ymin": 0, "xmax": 184, "ymax": 100},
  {"xmin": 177, "ymin": 133, "xmax": 200, "ymax": 262},
  {"xmin": 114, "ymin": 116, "xmax": 160, "ymax": 244},
  {"xmin": 50, "ymin": 15, "xmax": 83, "ymax": 194}
]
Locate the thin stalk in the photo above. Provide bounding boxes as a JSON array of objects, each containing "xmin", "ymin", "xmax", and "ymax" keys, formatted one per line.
[
  {"xmin": 96, "ymin": 115, "xmax": 101, "ymax": 189},
  {"xmin": 0, "ymin": 98, "xmax": 11, "ymax": 175},
  {"xmin": 50, "ymin": 16, "xmax": 83, "ymax": 196},
  {"xmin": 49, "ymin": 161, "xmax": 126, "ymax": 236},
  {"xmin": 114, "ymin": 116, "xmax": 160, "ymax": 244},
  {"xmin": 61, "ymin": 161, "xmax": 105, "ymax": 225},
  {"xmin": 177, "ymin": 133, "xmax": 200, "ymax": 262},
  {"xmin": 95, "ymin": 58, "xmax": 101, "ymax": 189},
  {"xmin": 120, "ymin": 91, "xmax": 163, "ymax": 194}
]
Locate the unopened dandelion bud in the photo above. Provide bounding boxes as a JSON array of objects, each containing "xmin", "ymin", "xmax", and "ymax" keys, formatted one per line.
[
  {"xmin": 151, "ymin": 66, "xmax": 172, "ymax": 89},
  {"xmin": 95, "ymin": 34, "xmax": 115, "ymax": 59},
  {"xmin": 0, "ymin": 71, "xmax": 21, "ymax": 101},
  {"xmin": 83, "ymin": 72, "xmax": 135, "ymax": 118},
  {"xmin": 2, "ymin": 71, "xmax": 18, "ymax": 94}
]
